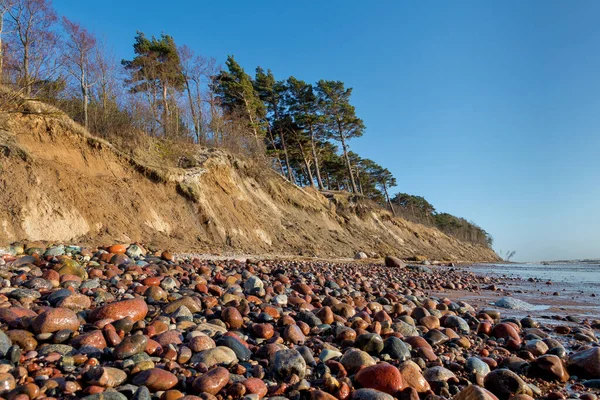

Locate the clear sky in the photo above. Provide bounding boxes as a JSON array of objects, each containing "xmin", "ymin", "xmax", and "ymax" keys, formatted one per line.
[{"xmin": 52, "ymin": 0, "xmax": 600, "ymax": 262}]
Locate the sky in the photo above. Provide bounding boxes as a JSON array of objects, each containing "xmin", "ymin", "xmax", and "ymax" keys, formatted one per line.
[{"xmin": 52, "ymin": 0, "xmax": 600, "ymax": 262}]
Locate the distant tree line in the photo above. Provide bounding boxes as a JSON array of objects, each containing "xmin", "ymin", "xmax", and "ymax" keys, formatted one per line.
[
  {"xmin": 391, "ymin": 193, "xmax": 493, "ymax": 247},
  {"xmin": 0, "ymin": 0, "xmax": 493, "ymax": 249}
]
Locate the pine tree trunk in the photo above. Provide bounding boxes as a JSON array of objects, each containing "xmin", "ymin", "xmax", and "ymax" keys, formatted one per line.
[
  {"xmin": 266, "ymin": 123, "xmax": 285, "ymax": 176},
  {"xmin": 243, "ymin": 97, "xmax": 260, "ymax": 145},
  {"xmin": 340, "ymin": 133, "xmax": 358, "ymax": 193},
  {"xmin": 280, "ymin": 131, "xmax": 294, "ymax": 183},
  {"xmin": 355, "ymin": 167, "xmax": 364, "ymax": 195},
  {"xmin": 383, "ymin": 183, "xmax": 396, "ymax": 216},
  {"xmin": 298, "ymin": 141, "xmax": 314, "ymax": 187},
  {"xmin": 272, "ymin": 102, "xmax": 294, "ymax": 182},
  {"xmin": 309, "ymin": 124, "xmax": 324, "ymax": 190}
]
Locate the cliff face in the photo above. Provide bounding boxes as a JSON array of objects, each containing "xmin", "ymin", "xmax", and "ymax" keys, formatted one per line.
[{"xmin": 0, "ymin": 106, "xmax": 499, "ymax": 261}]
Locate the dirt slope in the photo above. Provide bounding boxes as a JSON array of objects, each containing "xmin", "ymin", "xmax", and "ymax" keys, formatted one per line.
[{"xmin": 0, "ymin": 103, "xmax": 499, "ymax": 261}]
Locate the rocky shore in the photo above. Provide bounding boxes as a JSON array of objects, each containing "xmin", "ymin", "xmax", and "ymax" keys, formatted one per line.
[{"xmin": 0, "ymin": 243, "xmax": 597, "ymax": 400}]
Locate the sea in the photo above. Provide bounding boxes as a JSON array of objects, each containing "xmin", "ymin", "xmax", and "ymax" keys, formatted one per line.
[
  {"xmin": 465, "ymin": 261, "xmax": 600, "ymax": 320},
  {"xmin": 469, "ymin": 260, "xmax": 600, "ymax": 287}
]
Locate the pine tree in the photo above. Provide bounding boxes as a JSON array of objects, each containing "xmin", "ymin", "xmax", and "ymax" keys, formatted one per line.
[
  {"xmin": 212, "ymin": 55, "xmax": 265, "ymax": 145},
  {"xmin": 316, "ymin": 80, "xmax": 365, "ymax": 193},
  {"xmin": 286, "ymin": 77, "xmax": 325, "ymax": 190},
  {"xmin": 122, "ymin": 32, "xmax": 184, "ymax": 137},
  {"xmin": 254, "ymin": 67, "xmax": 293, "ymax": 181}
]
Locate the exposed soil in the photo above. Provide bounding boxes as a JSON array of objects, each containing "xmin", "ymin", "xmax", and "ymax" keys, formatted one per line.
[{"xmin": 0, "ymin": 104, "xmax": 499, "ymax": 262}]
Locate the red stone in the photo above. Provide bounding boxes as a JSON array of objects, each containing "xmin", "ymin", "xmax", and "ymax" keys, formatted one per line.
[
  {"xmin": 89, "ymin": 298, "xmax": 148, "ymax": 322},
  {"xmin": 355, "ymin": 362, "xmax": 404, "ymax": 395}
]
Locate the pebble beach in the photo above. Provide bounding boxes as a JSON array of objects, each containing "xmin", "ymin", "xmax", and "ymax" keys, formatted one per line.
[{"xmin": 0, "ymin": 243, "xmax": 597, "ymax": 400}]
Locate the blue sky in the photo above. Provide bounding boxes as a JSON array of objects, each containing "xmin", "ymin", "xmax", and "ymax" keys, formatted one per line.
[{"xmin": 52, "ymin": 0, "xmax": 600, "ymax": 261}]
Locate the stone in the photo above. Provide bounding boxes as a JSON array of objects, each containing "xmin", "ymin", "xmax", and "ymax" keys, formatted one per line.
[
  {"xmin": 385, "ymin": 256, "xmax": 406, "ymax": 268},
  {"xmin": 0, "ymin": 332, "xmax": 12, "ymax": 357},
  {"xmin": 85, "ymin": 366, "xmax": 128, "ymax": 388},
  {"xmin": 443, "ymin": 315, "xmax": 470, "ymax": 333},
  {"xmin": 355, "ymin": 362, "xmax": 403, "ymax": 395},
  {"xmin": 319, "ymin": 349, "xmax": 342, "ymax": 362},
  {"xmin": 57, "ymin": 293, "xmax": 92, "ymax": 311},
  {"xmin": 132, "ymin": 368, "xmax": 178, "ymax": 392},
  {"xmin": 466, "ymin": 357, "xmax": 491, "ymax": 376},
  {"xmin": 568, "ymin": 347, "xmax": 600, "ymax": 378},
  {"xmin": 453, "ymin": 385, "xmax": 499, "ymax": 400},
  {"xmin": 71, "ymin": 330, "xmax": 107, "ymax": 349},
  {"xmin": 188, "ymin": 334, "xmax": 216, "ymax": 352},
  {"xmin": 397, "ymin": 361, "xmax": 430, "ymax": 393},
  {"xmin": 191, "ymin": 346, "xmax": 238, "ymax": 367},
  {"xmin": 0, "ymin": 373, "xmax": 16, "ymax": 394},
  {"xmin": 32, "ymin": 308, "xmax": 80, "ymax": 334},
  {"xmin": 113, "ymin": 334, "xmax": 148, "ymax": 359},
  {"xmin": 382, "ymin": 337, "xmax": 411, "ymax": 361},
  {"xmin": 271, "ymin": 349, "xmax": 307, "ymax": 379},
  {"xmin": 89, "ymin": 298, "xmax": 148, "ymax": 322},
  {"xmin": 355, "ymin": 333, "xmax": 384, "ymax": 355},
  {"xmin": 484, "ymin": 369, "xmax": 533, "ymax": 400},
  {"xmin": 340, "ymin": 348, "xmax": 376, "ymax": 373},
  {"xmin": 530, "ymin": 355, "xmax": 569, "ymax": 382},
  {"xmin": 216, "ymin": 335, "xmax": 252, "ymax": 362},
  {"xmin": 192, "ymin": 366, "xmax": 229, "ymax": 395},
  {"xmin": 242, "ymin": 378, "xmax": 267, "ymax": 399},
  {"xmin": 351, "ymin": 388, "xmax": 395, "ymax": 400},
  {"xmin": 493, "ymin": 297, "xmax": 535, "ymax": 311},
  {"xmin": 82, "ymin": 393, "xmax": 128, "ymax": 400},
  {"xmin": 423, "ymin": 366, "xmax": 456, "ymax": 382},
  {"xmin": 221, "ymin": 307, "xmax": 243, "ymax": 329},
  {"xmin": 283, "ymin": 324, "xmax": 306, "ymax": 345}
]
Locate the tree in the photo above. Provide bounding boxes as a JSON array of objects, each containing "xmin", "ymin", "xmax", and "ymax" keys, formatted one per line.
[
  {"xmin": 254, "ymin": 67, "xmax": 292, "ymax": 181},
  {"xmin": 122, "ymin": 32, "xmax": 184, "ymax": 137},
  {"xmin": 370, "ymin": 164, "xmax": 397, "ymax": 215},
  {"xmin": 286, "ymin": 77, "xmax": 325, "ymax": 189},
  {"xmin": 212, "ymin": 55, "xmax": 264, "ymax": 146},
  {"xmin": 392, "ymin": 193, "xmax": 436, "ymax": 222},
  {"xmin": 316, "ymin": 80, "xmax": 364, "ymax": 193},
  {"xmin": 4, "ymin": 0, "xmax": 58, "ymax": 96},
  {"xmin": 62, "ymin": 17, "xmax": 97, "ymax": 129},
  {"xmin": 0, "ymin": 0, "xmax": 16, "ymax": 81},
  {"xmin": 179, "ymin": 45, "xmax": 215, "ymax": 143}
]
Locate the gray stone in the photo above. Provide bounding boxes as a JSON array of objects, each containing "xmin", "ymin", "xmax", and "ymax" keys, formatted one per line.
[
  {"xmin": 382, "ymin": 337, "xmax": 411, "ymax": 361},
  {"xmin": 466, "ymin": 357, "xmax": 491, "ymax": 376},
  {"xmin": 0, "ymin": 332, "xmax": 12, "ymax": 357},
  {"xmin": 271, "ymin": 349, "xmax": 307, "ymax": 379},
  {"xmin": 493, "ymin": 297, "xmax": 535, "ymax": 311},
  {"xmin": 351, "ymin": 388, "xmax": 394, "ymax": 400}
]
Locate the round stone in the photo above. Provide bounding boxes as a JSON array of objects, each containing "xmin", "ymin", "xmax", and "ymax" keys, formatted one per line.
[
  {"xmin": 192, "ymin": 366, "xmax": 229, "ymax": 395},
  {"xmin": 355, "ymin": 362, "xmax": 403, "ymax": 395},
  {"xmin": 132, "ymin": 368, "xmax": 178, "ymax": 392},
  {"xmin": 271, "ymin": 349, "xmax": 307, "ymax": 379},
  {"xmin": 32, "ymin": 308, "xmax": 80, "ymax": 334},
  {"xmin": 89, "ymin": 298, "xmax": 148, "ymax": 322}
]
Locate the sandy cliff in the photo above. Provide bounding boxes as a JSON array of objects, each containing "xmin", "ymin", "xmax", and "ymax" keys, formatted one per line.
[{"xmin": 0, "ymin": 100, "xmax": 499, "ymax": 261}]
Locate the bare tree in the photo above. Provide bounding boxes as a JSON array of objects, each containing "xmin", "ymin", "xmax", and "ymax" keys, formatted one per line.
[
  {"xmin": 179, "ymin": 45, "xmax": 214, "ymax": 143},
  {"xmin": 92, "ymin": 40, "xmax": 121, "ymax": 133},
  {"xmin": 5, "ymin": 0, "xmax": 59, "ymax": 97},
  {"xmin": 0, "ymin": 0, "xmax": 16, "ymax": 82},
  {"xmin": 62, "ymin": 17, "xmax": 97, "ymax": 129}
]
